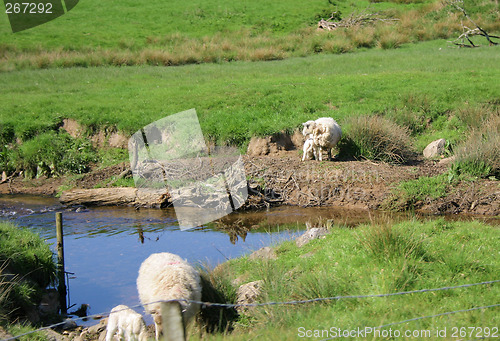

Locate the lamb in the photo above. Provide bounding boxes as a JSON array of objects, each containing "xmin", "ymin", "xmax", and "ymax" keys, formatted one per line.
[
  {"xmin": 136, "ymin": 252, "xmax": 202, "ymax": 341},
  {"xmin": 302, "ymin": 117, "xmax": 342, "ymax": 161},
  {"xmin": 105, "ymin": 305, "xmax": 148, "ymax": 341},
  {"xmin": 302, "ymin": 134, "xmax": 316, "ymax": 161}
]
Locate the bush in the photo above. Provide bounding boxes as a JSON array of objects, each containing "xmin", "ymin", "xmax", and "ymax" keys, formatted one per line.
[
  {"xmin": 339, "ymin": 115, "xmax": 412, "ymax": 163},
  {"xmin": 451, "ymin": 114, "xmax": 500, "ymax": 178},
  {"xmin": 12, "ymin": 131, "xmax": 97, "ymax": 178}
]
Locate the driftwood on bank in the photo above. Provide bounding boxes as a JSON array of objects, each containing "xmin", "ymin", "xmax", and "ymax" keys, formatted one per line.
[{"xmin": 59, "ymin": 187, "xmax": 170, "ymax": 208}]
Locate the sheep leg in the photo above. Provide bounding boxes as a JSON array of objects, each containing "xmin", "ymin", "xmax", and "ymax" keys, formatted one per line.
[
  {"xmin": 105, "ymin": 321, "xmax": 118, "ymax": 341},
  {"xmin": 328, "ymin": 149, "xmax": 332, "ymax": 161}
]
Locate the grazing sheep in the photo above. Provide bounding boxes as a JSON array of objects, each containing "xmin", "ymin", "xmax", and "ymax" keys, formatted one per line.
[
  {"xmin": 105, "ymin": 305, "xmax": 148, "ymax": 341},
  {"xmin": 302, "ymin": 134, "xmax": 316, "ymax": 161},
  {"xmin": 302, "ymin": 117, "xmax": 342, "ymax": 161},
  {"xmin": 137, "ymin": 252, "xmax": 202, "ymax": 341}
]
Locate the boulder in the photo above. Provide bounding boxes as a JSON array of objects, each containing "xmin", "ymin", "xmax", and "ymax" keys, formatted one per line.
[
  {"xmin": 249, "ymin": 246, "xmax": 277, "ymax": 260},
  {"xmin": 295, "ymin": 227, "xmax": 328, "ymax": 247},
  {"xmin": 423, "ymin": 139, "xmax": 446, "ymax": 158},
  {"xmin": 236, "ymin": 280, "xmax": 263, "ymax": 313}
]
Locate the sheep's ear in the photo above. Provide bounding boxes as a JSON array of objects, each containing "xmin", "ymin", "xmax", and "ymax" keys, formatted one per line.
[{"xmin": 302, "ymin": 123, "xmax": 307, "ymax": 126}]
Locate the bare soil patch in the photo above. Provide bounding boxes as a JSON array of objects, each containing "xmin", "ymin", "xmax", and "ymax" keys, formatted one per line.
[{"xmin": 1, "ymin": 151, "xmax": 498, "ymax": 216}]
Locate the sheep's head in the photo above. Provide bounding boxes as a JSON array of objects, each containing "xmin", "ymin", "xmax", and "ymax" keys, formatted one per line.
[{"xmin": 302, "ymin": 121, "xmax": 316, "ymax": 136}]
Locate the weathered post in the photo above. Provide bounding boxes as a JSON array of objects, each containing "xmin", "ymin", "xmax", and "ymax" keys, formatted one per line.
[
  {"xmin": 160, "ymin": 301, "xmax": 186, "ymax": 341},
  {"xmin": 55, "ymin": 212, "xmax": 67, "ymax": 314}
]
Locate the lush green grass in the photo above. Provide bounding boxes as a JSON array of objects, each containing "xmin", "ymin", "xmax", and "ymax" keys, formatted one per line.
[
  {"xmin": 0, "ymin": 221, "xmax": 56, "ymax": 321},
  {"xmin": 385, "ymin": 174, "xmax": 451, "ymax": 210},
  {"xmin": 1, "ymin": 41, "xmax": 499, "ymax": 143},
  {"xmin": 193, "ymin": 219, "xmax": 499, "ymax": 340}
]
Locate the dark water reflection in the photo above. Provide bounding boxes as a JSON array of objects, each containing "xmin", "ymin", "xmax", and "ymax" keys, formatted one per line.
[{"xmin": 0, "ymin": 194, "xmax": 498, "ymax": 324}]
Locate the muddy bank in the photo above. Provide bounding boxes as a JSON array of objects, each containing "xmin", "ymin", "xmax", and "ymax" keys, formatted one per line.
[{"xmin": 1, "ymin": 151, "xmax": 498, "ymax": 216}]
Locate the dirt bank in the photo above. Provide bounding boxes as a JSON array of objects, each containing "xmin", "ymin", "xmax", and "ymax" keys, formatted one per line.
[{"xmin": 0, "ymin": 151, "xmax": 498, "ymax": 216}]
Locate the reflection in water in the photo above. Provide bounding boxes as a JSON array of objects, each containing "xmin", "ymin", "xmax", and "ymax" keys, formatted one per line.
[{"xmin": 0, "ymin": 194, "xmax": 498, "ymax": 324}]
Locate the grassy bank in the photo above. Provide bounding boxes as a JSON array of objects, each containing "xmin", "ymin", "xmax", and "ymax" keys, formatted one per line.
[
  {"xmin": 196, "ymin": 219, "xmax": 499, "ymax": 340},
  {"xmin": 0, "ymin": 221, "xmax": 56, "ymax": 323}
]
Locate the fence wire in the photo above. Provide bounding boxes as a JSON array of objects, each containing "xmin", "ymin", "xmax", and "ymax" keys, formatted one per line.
[{"xmin": 2, "ymin": 279, "xmax": 499, "ymax": 341}]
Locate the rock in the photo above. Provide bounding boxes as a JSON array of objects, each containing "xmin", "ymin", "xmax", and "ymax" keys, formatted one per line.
[
  {"xmin": 295, "ymin": 227, "xmax": 328, "ymax": 247},
  {"xmin": 423, "ymin": 138, "xmax": 446, "ymax": 158},
  {"xmin": 236, "ymin": 280, "xmax": 264, "ymax": 313},
  {"xmin": 249, "ymin": 246, "xmax": 277, "ymax": 260},
  {"xmin": 42, "ymin": 328, "xmax": 68, "ymax": 341},
  {"xmin": 61, "ymin": 318, "xmax": 78, "ymax": 331},
  {"xmin": 438, "ymin": 155, "xmax": 456, "ymax": 166},
  {"xmin": 87, "ymin": 318, "xmax": 107, "ymax": 335}
]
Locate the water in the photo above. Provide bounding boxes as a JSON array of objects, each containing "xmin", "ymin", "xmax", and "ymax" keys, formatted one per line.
[
  {"xmin": 1, "ymin": 194, "xmax": 497, "ymax": 324},
  {"xmin": 0, "ymin": 195, "xmax": 307, "ymax": 321}
]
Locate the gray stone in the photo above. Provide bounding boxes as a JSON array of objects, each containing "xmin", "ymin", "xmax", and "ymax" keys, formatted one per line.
[
  {"xmin": 423, "ymin": 139, "xmax": 446, "ymax": 158},
  {"xmin": 295, "ymin": 228, "xmax": 328, "ymax": 247},
  {"xmin": 249, "ymin": 246, "xmax": 277, "ymax": 260},
  {"xmin": 236, "ymin": 280, "xmax": 264, "ymax": 313},
  {"xmin": 438, "ymin": 155, "xmax": 456, "ymax": 166}
]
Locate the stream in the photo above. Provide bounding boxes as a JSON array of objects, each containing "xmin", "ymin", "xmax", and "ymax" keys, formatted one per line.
[{"xmin": 0, "ymin": 194, "xmax": 497, "ymax": 325}]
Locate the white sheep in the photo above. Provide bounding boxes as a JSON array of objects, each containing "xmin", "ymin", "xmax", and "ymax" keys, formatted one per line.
[
  {"xmin": 302, "ymin": 134, "xmax": 316, "ymax": 161},
  {"xmin": 302, "ymin": 117, "xmax": 342, "ymax": 161},
  {"xmin": 105, "ymin": 305, "xmax": 148, "ymax": 341},
  {"xmin": 136, "ymin": 252, "xmax": 202, "ymax": 341}
]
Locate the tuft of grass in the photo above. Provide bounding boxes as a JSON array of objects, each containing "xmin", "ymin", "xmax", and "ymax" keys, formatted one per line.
[
  {"xmin": 196, "ymin": 265, "xmax": 238, "ymax": 335},
  {"xmin": 451, "ymin": 114, "xmax": 500, "ymax": 178},
  {"xmin": 339, "ymin": 115, "xmax": 412, "ymax": 163}
]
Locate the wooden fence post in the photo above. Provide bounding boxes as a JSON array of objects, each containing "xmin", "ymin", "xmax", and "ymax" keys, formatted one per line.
[
  {"xmin": 56, "ymin": 212, "xmax": 67, "ymax": 314},
  {"xmin": 160, "ymin": 301, "xmax": 186, "ymax": 341}
]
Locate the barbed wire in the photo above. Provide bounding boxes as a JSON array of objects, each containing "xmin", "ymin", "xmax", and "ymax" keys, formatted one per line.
[{"xmin": 2, "ymin": 279, "xmax": 499, "ymax": 341}]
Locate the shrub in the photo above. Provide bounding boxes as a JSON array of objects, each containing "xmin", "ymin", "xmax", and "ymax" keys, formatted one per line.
[
  {"xmin": 451, "ymin": 114, "xmax": 500, "ymax": 178},
  {"xmin": 339, "ymin": 115, "xmax": 412, "ymax": 163},
  {"xmin": 12, "ymin": 131, "xmax": 97, "ymax": 178}
]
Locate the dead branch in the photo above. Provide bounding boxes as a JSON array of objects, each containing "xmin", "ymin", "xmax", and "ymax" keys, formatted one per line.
[
  {"xmin": 447, "ymin": 0, "xmax": 499, "ymax": 47},
  {"xmin": 318, "ymin": 8, "xmax": 398, "ymax": 31}
]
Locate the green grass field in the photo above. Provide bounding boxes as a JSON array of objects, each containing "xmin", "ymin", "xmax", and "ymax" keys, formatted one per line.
[
  {"xmin": 195, "ymin": 219, "xmax": 500, "ymax": 340},
  {"xmin": 1, "ymin": 41, "xmax": 499, "ymax": 144}
]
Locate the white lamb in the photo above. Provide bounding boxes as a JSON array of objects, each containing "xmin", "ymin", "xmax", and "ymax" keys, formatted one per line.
[
  {"xmin": 302, "ymin": 134, "xmax": 316, "ymax": 161},
  {"xmin": 302, "ymin": 117, "xmax": 342, "ymax": 161},
  {"xmin": 105, "ymin": 305, "xmax": 148, "ymax": 341},
  {"xmin": 136, "ymin": 252, "xmax": 202, "ymax": 341}
]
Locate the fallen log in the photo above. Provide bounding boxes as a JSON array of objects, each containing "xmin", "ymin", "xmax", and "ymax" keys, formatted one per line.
[{"xmin": 59, "ymin": 187, "xmax": 170, "ymax": 208}]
